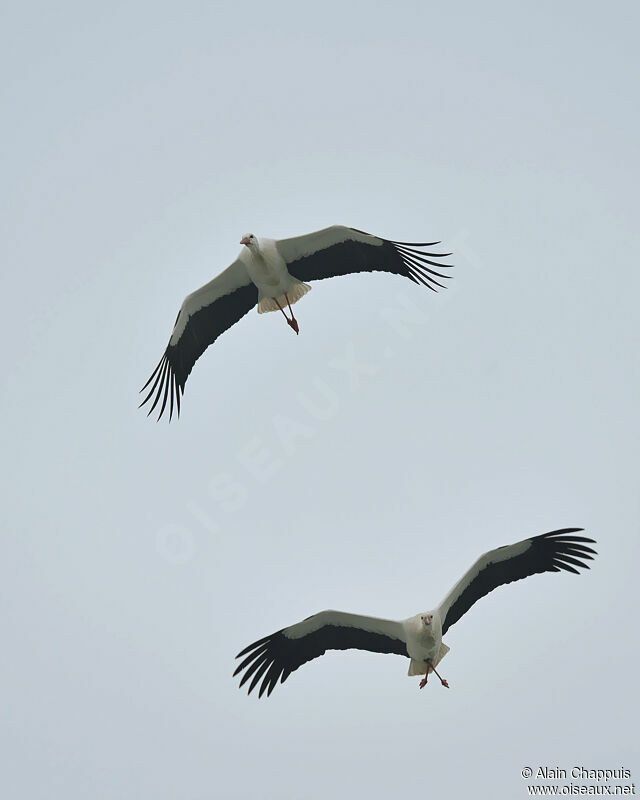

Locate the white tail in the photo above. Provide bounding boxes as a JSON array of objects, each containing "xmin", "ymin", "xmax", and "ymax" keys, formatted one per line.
[
  {"xmin": 407, "ymin": 644, "xmax": 450, "ymax": 676},
  {"xmin": 258, "ymin": 282, "xmax": 312, "ymax": 314}
]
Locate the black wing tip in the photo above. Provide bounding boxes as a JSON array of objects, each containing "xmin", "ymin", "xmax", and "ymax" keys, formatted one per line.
[
  {"xmin": 390, "ymin": 238, "xmax": 442, "ymax": 247},
  {"xmin": 537, "ymin": 528, "xmax": 596, "ymax": 545},
  {"xmin": 388, "ymin": 238, "xmax": 454, "ymax": 291},
  {"xmin": 391, "ymin": 240, "xmax": 454, "ymax": 259},
  {"xmin": 139, "ymin": 353, "xmax": 166, "ymax": 393},
  {"xmin": 234, "ymin": 636, "xmax": 273, "ymax": 698},
  {"xmin": 553, "ymin": 561, "xmax": 581, "ymax": 575},
  {"xmin": 234, "ymin": 631, "xmax": 291, "ymax": 698},
  {"xmin": 138, "ymin": 351, "xmax": 184, "ymax": 422},
  {"xmin": 534, "ymin": 528, "xmax": 597, "ymax": 573},
  {"xmin": 235, "ymin": 633, "xmax": 274, "ymax": 660}
]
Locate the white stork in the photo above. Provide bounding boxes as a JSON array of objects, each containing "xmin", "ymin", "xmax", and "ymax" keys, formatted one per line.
[
  {"xmin": 140, "ymin": 225, "xmax": 452, "ymax": 420},
  {"xmin": 234, "ymin": 528, "xmax": 596, "ymax": 698}
]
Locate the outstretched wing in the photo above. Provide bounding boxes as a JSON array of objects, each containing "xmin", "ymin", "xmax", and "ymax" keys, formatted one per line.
[
  {"xmin": 140, "ymin": 260, "xmax": 257, "ymax": 420},
  {"xmin": 276, "ymin": 225, "xmax": 453, "ymax": 292},
  {"xmin": 438, "ymin": 528, "xmax": 596, "ymax": 636},
  {"xmin": 234, "ymin": 610, "xmax": 408, "ymax": 698}
]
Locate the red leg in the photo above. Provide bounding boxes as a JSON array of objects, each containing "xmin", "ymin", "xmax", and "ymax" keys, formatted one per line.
[
  {"xmin": 284, "ymin": 293, "xmax": 299, "ymax": 334},
  {"xmin": 275, "ymin": 297, "xmax": 299, "ymax": 335},
  {"xmin": 419, "ymin": 673, "xmax": 428, "ymax": 689},
  {"xmin": 431, "ymin": 664, "xmax": 449, "ymax": 688},
  {"xmin": 274, "ymin": 298, "xmax": 289, "ymax": 321},
  {"xmin": 275, "ymin": 298, "xmax": 298, "ymax": 335}
]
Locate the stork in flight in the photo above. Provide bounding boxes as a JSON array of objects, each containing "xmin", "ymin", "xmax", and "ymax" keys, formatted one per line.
[
  {"xmin": 233, "ymin": 529, "xmax": 596, "ymax": 698},
  {"xmin": 140, "ymin": 225, "xmax": 452, "ymax": 420}
]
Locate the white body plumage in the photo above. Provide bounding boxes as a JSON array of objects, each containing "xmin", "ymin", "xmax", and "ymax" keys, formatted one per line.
[
  {"xmin": 403, "ymin": 612, "xmax": 449, "ymax": 676},
  {"xmin": 239, "ymin": 236, "xmax": 311, "ymax": 313}
]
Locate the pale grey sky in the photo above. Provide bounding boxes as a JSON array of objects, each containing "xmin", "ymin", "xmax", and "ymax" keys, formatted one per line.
[{"xmin": 2, "ymin": 1, "xmax": 638, "ymax": 798}]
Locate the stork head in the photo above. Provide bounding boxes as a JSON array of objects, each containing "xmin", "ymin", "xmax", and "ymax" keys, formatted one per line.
[
  {"xmin": 421, "ymin": 613, "xmax": 434, "ymax": 629},
  {"xmin": 240, "ymin": 233, "xmax": 258, "ymax": 249}
]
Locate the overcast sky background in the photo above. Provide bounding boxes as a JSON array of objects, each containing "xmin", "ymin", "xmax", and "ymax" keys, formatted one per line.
[{"xmin": 2, "ymin": 1, "xmax": 639, "ymax": 798}]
